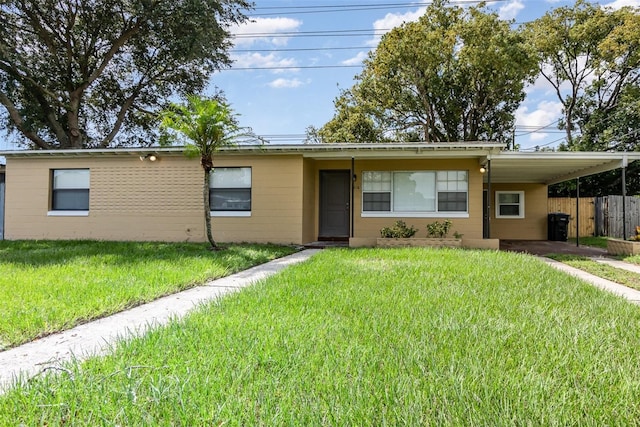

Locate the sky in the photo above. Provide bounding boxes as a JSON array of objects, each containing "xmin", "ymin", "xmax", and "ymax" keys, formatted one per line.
[
  {"xmin": 1, "ymin": 0, "xmax": 639, "ymax": 154},
  {"xmin": 211, "ymin": 0, "xmax": 640, "ymax": 150}
]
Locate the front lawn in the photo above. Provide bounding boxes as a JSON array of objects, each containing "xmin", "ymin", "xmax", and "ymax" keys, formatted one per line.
[
  {"xmin": 622, "ymin": 253, "xmax": 640, "ymax": 265},
  {"xmin": 2, "ymin": 248, "xmax": 640, "ymax": 424},
  {"xmin": 548, "ymin": 254, "xmax": 640, "ymax": 290},
  {"xmin": 0, "ymin": 241, "xmax": 296, "ymax": 350}
]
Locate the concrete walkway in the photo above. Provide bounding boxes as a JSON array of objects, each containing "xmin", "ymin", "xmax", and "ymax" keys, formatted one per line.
[
  {"xmin": 0, "ymin": 249, "xmax": 320, "ymax": 393},
  {"xmin": 590, "ymin": 257, "xmax": 640, "ymax": 275},
  {"xmin": 540, "ymin": 257, "xmax": 640, "ymax": 304}
]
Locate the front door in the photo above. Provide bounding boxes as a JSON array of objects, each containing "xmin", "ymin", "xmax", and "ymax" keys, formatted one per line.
[{"xmin": 319, "ymin": 170, "xmax": 350, "ymax": 239}]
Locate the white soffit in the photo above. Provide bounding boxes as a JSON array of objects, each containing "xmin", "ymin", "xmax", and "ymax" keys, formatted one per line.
[{"xmin": 486, "ymin": 152, "xmax": 640, "ymax": 184}]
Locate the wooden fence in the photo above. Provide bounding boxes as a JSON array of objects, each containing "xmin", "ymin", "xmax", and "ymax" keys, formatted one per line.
[
  {"xmin": 595, "ymin": 196, "xmax": 640, "ymax": 239},
  {"xmin": 548, "ymin": 196, "xmax": 640, "ymax": 239},
  {"xmin": 548, "ymin": 197, "xmax": 595, "ymax": 238}
]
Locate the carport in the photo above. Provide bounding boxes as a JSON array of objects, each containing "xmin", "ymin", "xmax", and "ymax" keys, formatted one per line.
[{"xmin": 481, "ymin": 152, "xmax": 640, "ymax": 242}]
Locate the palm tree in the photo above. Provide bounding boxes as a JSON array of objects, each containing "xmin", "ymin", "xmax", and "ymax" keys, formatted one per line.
[{"xmin": 160, "ymin": 95, "xmax": 242, "ymax": 250}]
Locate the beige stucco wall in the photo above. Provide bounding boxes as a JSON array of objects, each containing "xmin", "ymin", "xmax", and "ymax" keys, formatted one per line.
[
  {"xmin": 4, "ymin": 152, "xmax": 550, "ymax": 244},
  {"xmin": 351, "ymin": 158, "xmax": 484, "ymax": 240},
  {"xmin": 4, "ymin": 154, "xmax": 306, "ymax": 244},
  {"xmin": 487, "ymin": 183, "xmax": 548, "ymax": 240}
]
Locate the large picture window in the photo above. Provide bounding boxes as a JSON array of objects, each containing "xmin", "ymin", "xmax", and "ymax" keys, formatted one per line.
[
  {"xmin": 210, "ymin": 167, "xmax": 251, "ymax": 215},
  {"xmin": 51, "ymin": 169, "xmax": 90, "ymax": 212},
  {"xmin": 362, "ymin": 170, "xmax": 467, "ymax": 216},
  {"xmin": 495, "ymin": 191, "xmax": 524, "ymax": 218}
]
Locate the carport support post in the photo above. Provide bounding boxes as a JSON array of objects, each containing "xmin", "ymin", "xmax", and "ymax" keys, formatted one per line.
[
  {"xmin": 487, "ymin": 158, "xmax": 491, "ymax": 239},
  {"xmin": 576, "ymin": 177, "xmax": 580, "ymax": 247},
  {"xmin": 622, "ymin": 162, "xmax": 627, "ymax": 239}
]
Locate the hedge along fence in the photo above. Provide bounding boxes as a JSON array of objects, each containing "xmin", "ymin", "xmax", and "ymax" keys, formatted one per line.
[{"xmin": 549, "ymin": 196, "xmax": 640, "ymax": 239}]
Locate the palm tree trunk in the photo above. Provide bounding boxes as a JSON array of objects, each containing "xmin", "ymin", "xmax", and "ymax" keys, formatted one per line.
[{"xmin": 203, "ymin": 167, "xmax": 217, "ymax": 250}]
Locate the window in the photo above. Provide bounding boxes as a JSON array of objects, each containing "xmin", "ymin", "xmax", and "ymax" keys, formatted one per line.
[
  {"xmin": 496, "ymin": 191, "xmax": 524, "ymax": 218},
  {"xmin": 362, "ymin": 170, "xmax": 468, "ymax": 216},
  {"xmin": 51, "ymin": 169, "xmax": 90, "ymax": 212},
  {"xmin": 210, "ymin": 167, "xmax": 251, "ymax": 216}
]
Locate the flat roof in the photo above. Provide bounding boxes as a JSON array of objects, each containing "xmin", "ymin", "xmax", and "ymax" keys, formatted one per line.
[{"xmin": 1, "ymin": 143, "xmax": 638, "ymax": 185}]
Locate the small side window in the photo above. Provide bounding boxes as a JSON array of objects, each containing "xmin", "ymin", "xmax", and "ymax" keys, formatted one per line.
[{"xmin": 495, "ymin": 191, "xmax": 524, "ymax": 219}]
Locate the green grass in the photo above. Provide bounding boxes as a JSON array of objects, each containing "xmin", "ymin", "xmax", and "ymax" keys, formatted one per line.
[
  {"xmin": 548, "ymin": 254, "xmax": 640, "ymax": 290},
  {"xmin": 568, "ymin": 236, "xmax": 609, "ymax": 249},
  {"xmin": 3, "ymin": 248, "xmax": 640, "ymax": 425},
  {"xmin": 622, "ymin": 254, "xmax": 640, "ymax": 266},
  {"xmin": 0, "ymin": 240, "xmax": 296, "ymax": 350}
]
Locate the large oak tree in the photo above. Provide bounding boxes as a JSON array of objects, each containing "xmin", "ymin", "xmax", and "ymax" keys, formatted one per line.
[
  {"xmin": 317, "ymin": 0, "xmax": 537, "ymax": 143},
  {"xmin": 523, "ymin": 0, "xmax": 640, "ymax": 150},
  {"xmin": 0, "ymin": 0, "xmax": 250, "ymax": 149}
]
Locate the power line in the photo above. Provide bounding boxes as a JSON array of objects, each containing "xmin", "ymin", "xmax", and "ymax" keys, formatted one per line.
[
  {"xmin": 234, "ymin": 31, "xmax": 388, "ymax": 39},
  {"xmin": 514, "ymin": 119, "xmax": 562, "ymax": 136},
  {"xmin": 233, "ymin": 46, "xmax": 371, "ymax": 53},
  {"xmin": 249, "ymin": 1, "xmax": 507, "ymax": 17},
  {"xmin": 227, "ymin": 65, "xmax": 363, "ymax": 70}
]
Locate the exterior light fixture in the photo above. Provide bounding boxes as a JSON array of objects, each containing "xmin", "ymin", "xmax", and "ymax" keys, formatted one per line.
[
  {"xmin": 140, "ymin": 153, "xmax": 159, "ymax": 162},
  {"xmin": 480, "ymin": 166, "xmax": 486, "ymax": 174}
]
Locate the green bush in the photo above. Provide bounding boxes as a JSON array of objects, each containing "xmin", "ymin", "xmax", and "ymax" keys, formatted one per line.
[
  {"xmin": 380, "ymin": 220, "xmax": 417, "ymax": 238},
  {"xmin": 426, "ymin": 219, "xmax": 453, "ymax": 238}
]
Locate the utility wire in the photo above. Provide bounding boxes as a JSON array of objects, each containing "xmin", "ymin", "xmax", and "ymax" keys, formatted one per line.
[
  {"xmin": 227, "ymin": 65, "xmax": 363, "ymax": 70},
  {"xmin": 233, "ymin": 46, "xmax": 371, "ymax": 53},
  {"xmin": 249, "ymin": 0, "xmax": 507, "ymax": 16}
]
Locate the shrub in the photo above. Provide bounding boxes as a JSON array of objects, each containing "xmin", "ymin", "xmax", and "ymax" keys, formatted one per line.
[
  {"xmin": 629, "ymin": 226, "xmax": 640, "ymax": 241},
  {"xmin": 380, "ymin": 220, "xmax": 418, "ymax": 238},
  {"xmin": 426, "ymin": 219, "xmax": 453, "ymax": 238}
]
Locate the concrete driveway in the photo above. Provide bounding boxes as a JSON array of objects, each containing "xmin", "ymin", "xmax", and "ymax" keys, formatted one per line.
[{"xmin": 500, "ymin": 240, "xmax": 607, "ymax": 257}]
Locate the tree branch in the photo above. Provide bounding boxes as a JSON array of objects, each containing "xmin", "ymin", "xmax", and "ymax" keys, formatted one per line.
[
  {"xmin": 99, "ymin": 90, "xmax": 139, "ymax": 147},
  {"xmin": 0, "ymin": 91, "xmax": 52, "ymax": 149}
]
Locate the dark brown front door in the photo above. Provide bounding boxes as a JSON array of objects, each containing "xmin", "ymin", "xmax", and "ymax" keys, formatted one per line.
[{"xmin": 319, "ymin": 170, "xmax": 350, "ymax": 239}]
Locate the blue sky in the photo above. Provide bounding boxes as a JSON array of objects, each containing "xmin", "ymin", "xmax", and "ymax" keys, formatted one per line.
[{"xmin": 213, "ymin": 0, "xmax": 640, "ymax": 150}]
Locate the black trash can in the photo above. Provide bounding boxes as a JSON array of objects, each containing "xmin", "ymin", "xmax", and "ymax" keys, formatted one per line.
[{"xmin": 548, "ymin": 213, "xmax": 570, "ymax": 241}]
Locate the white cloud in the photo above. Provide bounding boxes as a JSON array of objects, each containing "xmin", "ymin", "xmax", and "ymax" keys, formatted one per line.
[
  {"xmin": 516, "ymin": 101, "xmax": 564, "ymax": 141},
  {"xmin": 603, "ymin": 0, "xmax": 640, "ymax": 9},
  {"xmin": 366, "ymin": 7, "xmax": 427, "ymax": 46},
  {"xmin": 268, "ymin": 78, "xmax": 308, "ymax": 89},
  {"xmin": 230, "ymin": 17, "xmax": 302, "ymax": 47},
  {"xmin": 497, "ymin": 0, "xmax": 524, "ymax": 21},
  {"xmin": 342, "ymin": 51, "xmax": 369, "ymax": 66},
  {"xmin": 231, "ymin": 52, "xmax": 298, "ymax": 73}
]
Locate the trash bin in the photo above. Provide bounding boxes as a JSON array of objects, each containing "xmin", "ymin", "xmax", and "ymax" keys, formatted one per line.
[{"xmin": 548, "ymin": 213, "xmax": 570, "ymax": 241}]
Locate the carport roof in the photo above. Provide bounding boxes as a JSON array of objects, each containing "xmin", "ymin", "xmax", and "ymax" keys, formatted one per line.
[
  {"xmin": 1, "ymin": 142, "xmax": 639, "ymax": 185},
  {"xmin": 480, "ymin": 151, "xmax": 640, "ymax": 185}
]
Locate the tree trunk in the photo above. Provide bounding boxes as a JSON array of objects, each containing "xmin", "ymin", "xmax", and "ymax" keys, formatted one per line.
[
  {"xmin": 203, "ymin": 165, "xmax": 217, "ymax": 250},
  {"xmin": 67, "ymin": 91, "xmax": 84, "ymax": 148}
]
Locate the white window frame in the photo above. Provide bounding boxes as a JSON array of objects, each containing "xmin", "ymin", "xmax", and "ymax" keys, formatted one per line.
[
  {"xmin": 48, "ymin": 169, "xmax": 90, "ymax": 216},
  {"xmin": 210, "ymin": 167, "xmax": 252, "ymax": 217},
  {"xmin": 361, "ymin": 170, "xmax": 469, "ymax": 218},
  {"xmin": 495, "ymin": 191, "xmax": 525, "ymax": 219}
]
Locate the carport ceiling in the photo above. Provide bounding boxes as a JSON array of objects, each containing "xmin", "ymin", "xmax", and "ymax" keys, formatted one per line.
[{"xmin": 485, "ymin": 152, "xmax": 640, "ymax": 185}]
